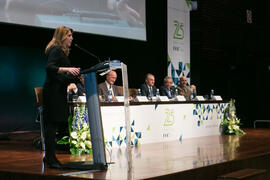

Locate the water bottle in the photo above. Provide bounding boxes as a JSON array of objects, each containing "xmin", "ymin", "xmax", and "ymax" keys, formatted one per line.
[
  {"xmin": 190, "ymin": 89, "xmax": 194, "ymax": 100},
  {"xmin": 137, "ymin": 89, "xmax": 141, "ymax": 96},
  {"xmin": 175, "ymin": 88, "xmax": 178, "ymax": 97},
  {"xmin": 107, "ymin": 89, "xmax": 113, "ymax": 102},
  {"xmin": 156, "ymin": 89, "xmax": 160, "ymax": 97},
  {"xmin": 210, "ymin": 89, "xmax": 214, "ymax": 100}
]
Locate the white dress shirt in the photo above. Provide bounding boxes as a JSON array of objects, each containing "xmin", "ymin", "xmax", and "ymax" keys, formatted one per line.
[{"xmin": 105, "ymin": 80, "xmax": 114, "ymax": 96}]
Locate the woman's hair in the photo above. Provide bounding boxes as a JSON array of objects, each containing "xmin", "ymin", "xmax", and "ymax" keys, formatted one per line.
[{"xmin": 45, "ymin": 26, "xmax": 73, "ymax": 56}]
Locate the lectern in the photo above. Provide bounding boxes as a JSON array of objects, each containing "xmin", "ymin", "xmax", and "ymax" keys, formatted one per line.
[{"xmin": 62, "ymin": 60, "xmax": 132, "ymax": 171}]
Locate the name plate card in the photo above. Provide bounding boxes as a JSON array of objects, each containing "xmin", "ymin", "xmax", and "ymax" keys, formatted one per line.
[
  {"xmin": 175, "ymin": 96, "xmax": 186, "ymax": 101},
  {"xmin": 77, "ymin": 96, "xmax": 86, "ymax": 102},
  {"xmin": 115, "ymin": 96, "xmax": 124, "ymax": 102},
  {"xmin": 151, "ymin": 96, "xmax": 158, "ymax": 101},
  {"xmin": 213, "ymin": 95, "xmax": 222, "ymax": 101},
  {"xmin": 194, "ymin": 96, "xmax": 205, "ymax": 101},
  {"xmin": 135, "ymin": 96, "xmax": 149, "ymax": 102},
  {"xmin": 158, "ymin": 96, "xmax": 170, "ymax": 102}
]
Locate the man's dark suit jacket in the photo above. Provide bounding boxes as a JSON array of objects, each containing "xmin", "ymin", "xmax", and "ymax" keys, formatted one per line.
[
  {"xmin": 159, "ymin": 86, "xmax": 177, "ymax": 99},
  {"xmin": 177, "ymin": 86, "xmax": 197, "ymax": 100},
  {"xmin": 98, "ymin": 82, "xmax": 120, "ymax": 100},
  {"xmin": 140, "ymin": 83, "xmax": 157, "ymax": 97},
  {"xmin": 76, "ymin": 82, "xmax": 85, "ymax": 96},
  {"xmin": 68, "ymin": 82, "xmax": 86, "ymax": 101}
]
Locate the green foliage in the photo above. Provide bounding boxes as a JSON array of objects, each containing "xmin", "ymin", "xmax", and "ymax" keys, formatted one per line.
[
  {"xmin": 57, "ymin": 136, "xmax": 69, "ymax": 145},
  {"xmin": 70, "ymin": 148, "xmax": 77, "ymax": 155},
  {"xmin": 221, "ymin": 99, "xmax": 245, "ymax": 135},
  {"xmin": 67, "ymin": 115, "xmax": 73, "ymax": 134},
  {"xmin": 57, "ymin": 104, "xmax": 92, "ymax": 155},
  {"xmin": 185, "ymin": 0, "xmax": 191, "ymax": 8}
]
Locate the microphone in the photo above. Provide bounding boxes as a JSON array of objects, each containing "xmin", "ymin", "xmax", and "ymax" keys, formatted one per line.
[{"xmin": 74, "ymin": 43, "xmax": 101, "ymax": 63}]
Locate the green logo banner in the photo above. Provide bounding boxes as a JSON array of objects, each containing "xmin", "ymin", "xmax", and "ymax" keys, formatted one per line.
[{"xmin": 173, "ymin": 20, "xmax": 184, "ymax": 40}]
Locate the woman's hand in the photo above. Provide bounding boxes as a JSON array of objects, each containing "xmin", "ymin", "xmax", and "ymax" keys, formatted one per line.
[
  {"xmin": 59, "ymin": 67, "xmax": 80, "ymax": 76},
  {"xmin": 66, "ymin": 67, "xmax": 80, "ymax": 76}
]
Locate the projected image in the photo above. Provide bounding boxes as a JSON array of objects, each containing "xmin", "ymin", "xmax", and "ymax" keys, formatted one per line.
[{"xmin": 0, "ymin": 0, "xmax": 146, "ymax": 40}]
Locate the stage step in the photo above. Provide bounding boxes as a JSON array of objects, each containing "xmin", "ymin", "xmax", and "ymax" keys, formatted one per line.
[{"xmin": 218, "ymin": 168, "xmax": 266, "ymax": 180}]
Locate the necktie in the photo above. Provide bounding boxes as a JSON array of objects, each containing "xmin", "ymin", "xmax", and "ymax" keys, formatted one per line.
[
  {"xmin": 167, "ymin": 88, "xmax": 171, "ymax": 98},
  {"xmin": 109, "ymin": 85, "xmax": 114, "ymax": 96},
  {"xmin": 149, "ymin": 87, "xmax": 153, "ymax": 97}
]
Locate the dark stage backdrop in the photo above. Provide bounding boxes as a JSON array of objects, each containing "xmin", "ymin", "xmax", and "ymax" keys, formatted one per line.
[
  {"xmin": 190, "ymin": 0, "xmax": 270, "ymax": 127},
  {"xmin": 0, "ymin": 46, "xmax": 46, "ymax": 131}
]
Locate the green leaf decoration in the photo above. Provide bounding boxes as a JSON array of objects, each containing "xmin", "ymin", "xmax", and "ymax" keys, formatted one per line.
[
  {"xmin": 185, "ymin": 0, "xmax": 191, "ymax": 8},
  {"xmin": 57, "ymin": 136, "xmax": 69, "ymax": 145},
  {"xmin": 168, "ymin": 54, "xmax": 171, "ymax": 62},
  {"xmin": 88, "ymin": 149, "xmax": 92, "ymax": 154},
  {"xmin": 220, "ymin": 99, "xmax": 245, "ymax": 135},
  {"xmin": 186, "ymin": 63, "xmax": 190, "ymax": 70},
  {"xmin": 68, "ymin": 115, "xmax": 73, "ymax": 134},
  {"xmin": 70, "ymin": 148, "xmax": 78, "ymax": 155}
]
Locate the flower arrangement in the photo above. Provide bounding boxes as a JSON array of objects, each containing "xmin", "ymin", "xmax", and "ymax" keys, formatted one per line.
[
  {"xmin": 220, "ymin": 99, "xmax": 245, "ymax": 135},
  {"xmin": 57, "ymin": 104, "xmax": 92, "ymax": 155}
]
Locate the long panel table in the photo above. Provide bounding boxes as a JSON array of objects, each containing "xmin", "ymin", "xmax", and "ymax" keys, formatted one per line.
[{"xmin": 70, "ymin": 100, "xmax": 229, "ymax": 149}]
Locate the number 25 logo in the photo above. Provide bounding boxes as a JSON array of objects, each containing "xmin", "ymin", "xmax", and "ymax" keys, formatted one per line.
[{"xmin": 173, "ymin": 20, "xmax": 184, "ymax": 40}]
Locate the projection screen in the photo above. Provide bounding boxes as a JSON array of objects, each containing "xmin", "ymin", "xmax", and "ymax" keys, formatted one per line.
[{"xmin": 0, "ymin": 0, "xmax": 146, "ymax": 40}]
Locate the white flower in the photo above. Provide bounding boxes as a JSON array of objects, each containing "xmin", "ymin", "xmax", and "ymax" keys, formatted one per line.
[
  {"xmin": 233, "ymin": 125, "xmax": 239, "ymax": 130},
  {"xmin": 71, "ymin": 140, "xmax": 77, "ymax": 145},
  {"xmin": 71, "ymin": 132, "xmax": 78, "ymax": 139},
  {"xmin": 81, "ymin": 131, "xmax": 87, "ymax": 140},
  {"xmin": 80, "ymin": 142, "xmax": 86, "ymax": 149},
  {"xmin": 85, "ymin": 140, "xmax": 92, "ymax": 149},
  {"xmin": 83, "ymin": 122, "xmax": 88, "ymax": 130}
]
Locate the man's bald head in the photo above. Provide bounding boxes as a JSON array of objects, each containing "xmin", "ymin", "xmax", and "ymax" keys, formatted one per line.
[
  {"xmin": 145, "ymin": 73, "xmax": 155, "ymax": 87},
  {"xmin": 179, "ymin": 76, "xmax": 188, "ymax": 87},
  {"xmin": 106, "ymin": 70, "xmax": 117, "ymax": 85}
]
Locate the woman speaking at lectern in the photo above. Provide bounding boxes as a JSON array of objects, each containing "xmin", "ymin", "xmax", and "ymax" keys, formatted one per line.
[{"xmin": 43, "ymin": 26, "xmax": 80, "ymax": 168}]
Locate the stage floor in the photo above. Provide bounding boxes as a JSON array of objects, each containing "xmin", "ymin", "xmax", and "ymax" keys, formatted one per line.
[{"xmin": 1, "ymin": 129, "xmax": 270, "ymax": 180}]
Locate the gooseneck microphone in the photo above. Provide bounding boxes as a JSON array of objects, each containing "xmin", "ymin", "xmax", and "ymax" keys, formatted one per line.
[{"xmin": 74, "ymin": 43, "xmax": 101, "ymax": 63}]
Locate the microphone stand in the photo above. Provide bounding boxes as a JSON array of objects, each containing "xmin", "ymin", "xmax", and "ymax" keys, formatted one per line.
[
  {"xmin": 74, "ymin": 44, "xmax": 101, "ymax": 63},
  {"xmin": 74, "ymin": 44, "xmax": 115, "ymax": 76}
]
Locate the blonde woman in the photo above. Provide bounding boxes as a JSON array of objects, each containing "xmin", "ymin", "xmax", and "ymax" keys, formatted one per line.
[{"xmin": 43, "ymin": 26, "xmax": 80, "ymax": 168}]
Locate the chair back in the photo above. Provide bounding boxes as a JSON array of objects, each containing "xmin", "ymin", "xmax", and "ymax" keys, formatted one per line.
[
  {"xmin": 116, "ymin": 86, "xmax": 138, "ymax": 97},
  {"xmin": 34, "ymin": 87, "xmax": 43, "ymax": 107},
  {"xmin": 129, "ymin": 88, "xmax": 138, "ymax": 97}
]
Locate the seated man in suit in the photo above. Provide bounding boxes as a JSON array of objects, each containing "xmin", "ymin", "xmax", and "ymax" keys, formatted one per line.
[
  {"xmin": 98, "ymin": 70, "xmax": 120, "ymax": 101},
  {"xmin": 67, "ymin": 76, "xmax": 86, "ymax": 101},
  {"xmin": 160, "ymin": 76, "xmax": 177, "ymax": 99},
  {"xmin": 140, "ymin": 73, "xmax": 157, "ymax": 98},
  {"xmin": 177, "ymin": 76, "xmax": 196, "ymax": 100}
]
